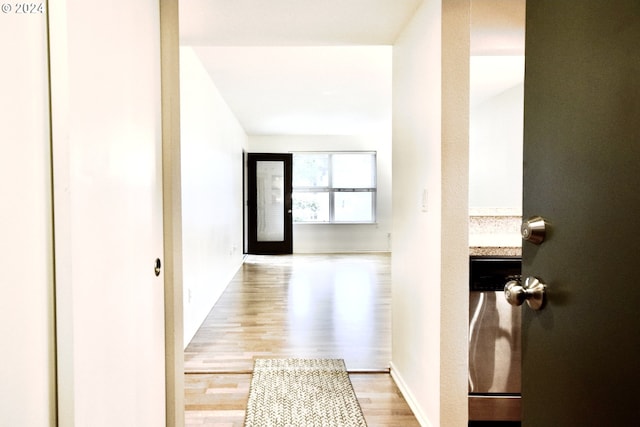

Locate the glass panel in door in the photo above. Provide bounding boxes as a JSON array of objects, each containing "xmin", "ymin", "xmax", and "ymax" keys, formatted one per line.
[{"xmin": 256, "ymin": 161, "xmax": 285, "ymax": 242}]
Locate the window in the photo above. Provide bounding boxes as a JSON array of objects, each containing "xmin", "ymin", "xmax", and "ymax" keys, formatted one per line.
[{"xmin": 292, "ymin": 152, "xmax": 376, "ymax": 223}]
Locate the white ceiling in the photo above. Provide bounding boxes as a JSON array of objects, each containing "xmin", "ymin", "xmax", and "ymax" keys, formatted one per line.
[
  {"xmin": 191, "ymin": 46, "xmax": 392, "ymax": 135},
  {"xmin": 180, "ymin": 0, "xmax": 423, "ymax": 46},
  {"xmin": 179, "ymin": 0, "xmax": 525, "ymax": 136}
]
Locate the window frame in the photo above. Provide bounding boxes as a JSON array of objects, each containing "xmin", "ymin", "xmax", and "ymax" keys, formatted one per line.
[{"xmin": 292, "ymin": 151, "xmax": 377, "ymax": 224}]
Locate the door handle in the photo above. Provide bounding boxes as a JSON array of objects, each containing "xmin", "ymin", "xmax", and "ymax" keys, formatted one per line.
[
  {"xmin": 505, "ymin": 276, "xmax": 547, "ymax": 310},
  {"xmin": 521, "ymin": 216, "xmax": 548, "ymax": 244}
]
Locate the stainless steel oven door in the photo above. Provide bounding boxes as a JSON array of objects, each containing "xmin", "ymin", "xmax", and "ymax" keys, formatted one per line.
[
  {"xmin": 469, "ymin": 289, "xmax": 521, "ymax": 393},
  {"xmin": 469, "ymin": 289, "xmax": 522, "ymax": 421}
]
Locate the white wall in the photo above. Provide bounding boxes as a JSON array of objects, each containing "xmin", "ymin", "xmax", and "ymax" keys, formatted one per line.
[
  {"xmin": 248, "ymin": 134, "xmax": 392, "ymax": 253},
  {"xmin": 469, "ymin": 82, "xmax": 524, "ymax": 210},
  {"xmin": 391, "ymin": 1, "xmax": 469, "ymax": 426},
  {"xmin": 180, "ymin": 47, "xmax": 248, "ymax": 345},
  {"xmin": 0, "ymin": 12, "xmax": 56, "ymax": 427}
]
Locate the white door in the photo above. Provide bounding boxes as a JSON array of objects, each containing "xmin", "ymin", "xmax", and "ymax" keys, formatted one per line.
[
  {"xmin": 0, "ymin": 8, "xmax": 56, "ymax": 427},
  {"xmin": 521, "ymin": 1, "xmax": 639, "ymax": 425},
  {"xmin": 49, "ymin": 1, "xmax": 166, "ymax": 425}
]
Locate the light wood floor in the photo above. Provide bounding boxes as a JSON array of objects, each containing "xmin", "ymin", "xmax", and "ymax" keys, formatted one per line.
[{"xmin": 184, "ymin": 253, "xmax": 419, "ymax": 426}]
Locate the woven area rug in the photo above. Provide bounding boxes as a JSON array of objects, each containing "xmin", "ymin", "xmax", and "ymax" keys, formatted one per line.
[{"xmin": 244, "ymin": 358, "xmax": 367, "ymax": 427}]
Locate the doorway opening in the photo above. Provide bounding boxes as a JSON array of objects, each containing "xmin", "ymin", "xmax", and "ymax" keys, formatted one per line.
[{"xmin": 176, "ymin": 1, "xmax": 408, "ymax": 424}]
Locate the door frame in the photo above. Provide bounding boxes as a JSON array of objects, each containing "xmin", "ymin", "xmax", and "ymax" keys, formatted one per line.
[
  {"xmin": 164, "ymin": 2, "xmax": 471, "ymax": 426},
  {"xmin": 159, "ymin": 0, "xmax": 184, "ymax": 425}
]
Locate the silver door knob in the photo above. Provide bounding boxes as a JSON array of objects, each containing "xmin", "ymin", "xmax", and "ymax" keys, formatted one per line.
[
  {"xmin": 521, "ymin": 216, "xmax": 547, "ymax": 244},
  {"xmin": 504, "ymin": 276, "xmax": 547, "ymax": 310}
]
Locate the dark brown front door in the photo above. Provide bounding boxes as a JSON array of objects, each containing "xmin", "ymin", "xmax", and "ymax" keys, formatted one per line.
[
  {"xmin": 521, "ymin": 1, "xmax": 640, "ymax": 425},
  {"xmin": 247, "ymin": 153, "xmax": 293, "ymax": 254}
]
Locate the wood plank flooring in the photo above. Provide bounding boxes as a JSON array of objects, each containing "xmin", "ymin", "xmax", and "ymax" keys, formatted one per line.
[
  {"xmin": 185, "ymin": 373, "xmax": 420, "ymax": 427},
  {"xmin": 184, "ymin": 253, "xmax": 419, "ymax": 426},
  {"xmin": 185, "ymin": 253, "xmax": 391, "ymax": 373}
]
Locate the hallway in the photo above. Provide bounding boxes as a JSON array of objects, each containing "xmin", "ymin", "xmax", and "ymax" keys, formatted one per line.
[{"xmin": 183, "ymin": 253, "xmax": 419, "ymax": 426}]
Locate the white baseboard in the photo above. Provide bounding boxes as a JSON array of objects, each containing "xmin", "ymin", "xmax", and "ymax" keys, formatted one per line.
[{"xmin": 389, "ymin": 362, "xmax": 432, "ymax": 427}]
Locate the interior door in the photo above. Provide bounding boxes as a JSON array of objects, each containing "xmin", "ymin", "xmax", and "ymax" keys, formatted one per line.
[
  {"xmin": 48, "ymin": 1, "xmax": 166, "ymax": 425},
  {"xmin": 247, "ymin": 153, "xmax": 293, "ymax": 254},
  {"xmin": 0, "ymin": 9, "xmax": 56, "ymax": 426},
  {"xmin": 521, "ymin": 1, "xmax": 639, "ymax": 425}
]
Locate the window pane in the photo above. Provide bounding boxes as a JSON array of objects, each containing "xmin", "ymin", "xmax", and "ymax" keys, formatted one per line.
[
  {"xmin": 334, "ymin": 192, "xmax": 373, "ymax": 222},
  {"xmin": 332, "ymin": 153, "xmax": 375, "ymax": 188},
  {"xmin": 292, "ymin": 154, "xmax": 329, "ymax": 187},
  {"xmin": 292, "ymin": 192, "xmax": 330, "ymax": 222}
]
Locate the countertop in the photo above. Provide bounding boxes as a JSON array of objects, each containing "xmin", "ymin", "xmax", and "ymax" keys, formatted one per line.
[{"xmin": 469, "ymin": 245, "xmax": 521, "ymax": 257}]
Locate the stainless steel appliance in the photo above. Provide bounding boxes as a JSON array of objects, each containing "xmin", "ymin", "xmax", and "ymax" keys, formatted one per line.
[{"xmin": 468, "ymin": 256, "xmax": 522, "ymax": 425}]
